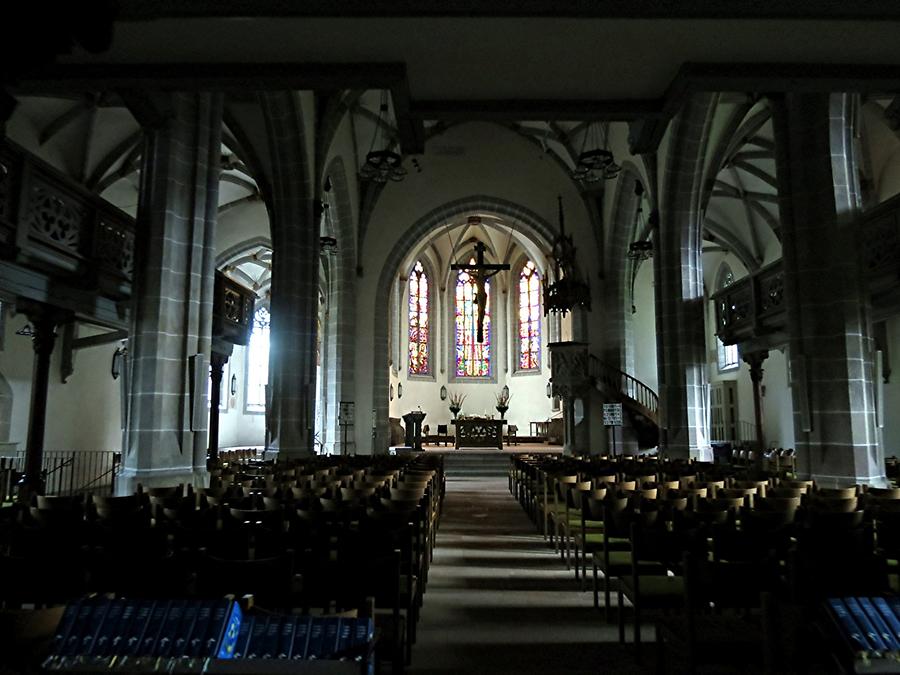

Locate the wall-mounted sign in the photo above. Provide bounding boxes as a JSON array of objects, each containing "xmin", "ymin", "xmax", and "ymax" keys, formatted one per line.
[{"xmin": 603, "ymin": 403, "xmax": 623, "ymax": 427}]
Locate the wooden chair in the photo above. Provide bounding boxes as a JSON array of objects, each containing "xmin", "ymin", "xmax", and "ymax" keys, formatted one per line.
[
  {"xmin": 655, "ymin": 554, "xmax": 784, "ymax": 674},
  {"xmin": 617, "ymin": 522, "xmax": 700, "ymax": 660}
]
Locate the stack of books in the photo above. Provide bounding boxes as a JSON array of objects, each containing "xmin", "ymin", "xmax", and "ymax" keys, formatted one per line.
[
  {"xmin": 826, "ymin": 597, "xmax": 900, "ymax": 673},
  {"xmin": 42, "ymin": 597, "xmax": 375, "ymax": 674}
]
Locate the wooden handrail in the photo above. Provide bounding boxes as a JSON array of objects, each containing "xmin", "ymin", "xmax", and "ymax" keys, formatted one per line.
[{"xmin": 588, "ymin": 355, "xmax": 659, "ymax": 420}]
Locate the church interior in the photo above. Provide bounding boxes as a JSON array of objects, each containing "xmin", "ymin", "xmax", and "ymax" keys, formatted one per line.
[{"xmin": 3, "ymin": 3, "xmax": 900, "ymax": 673}]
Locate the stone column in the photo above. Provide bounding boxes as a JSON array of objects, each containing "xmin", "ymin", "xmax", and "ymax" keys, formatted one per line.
[
  {"xmin": 743, "ymin": 350, "xmax": 768, "ymax": 459},
  {"xmin": 121, "ymin": 93, "xmax": 223, "ymax": 492},
  {"xmin": 772, "ymin": 92, "xmax": 884, "ymax": 487},
  {"xmin": 260, "ymin": 92, "xmax": 319, "ymax": 458},
  {"xmin": 654, "ymin": 94, "xmax": 717, "ymax": 460},
  {"xmin": 17, "ymin": 302, "xmax": 71, "ymax": 501},
  {"xmin": 207, "ymin": 348, "xmax": 231, "ymax": 465}
]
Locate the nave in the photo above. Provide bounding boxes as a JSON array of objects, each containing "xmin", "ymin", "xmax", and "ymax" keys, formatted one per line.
[{"xmin": 408, "ymin": 476, "xmax": 614, "ymax": 674}]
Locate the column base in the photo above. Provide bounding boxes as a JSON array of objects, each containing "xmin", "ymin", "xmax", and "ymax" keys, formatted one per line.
[
  {"xmin": 805, "ymin": 471, "xmax": 890, "ymax": 489},
  {"xmin": 116, "ymin": 465, "xmax": 209, "ymax": 495}
]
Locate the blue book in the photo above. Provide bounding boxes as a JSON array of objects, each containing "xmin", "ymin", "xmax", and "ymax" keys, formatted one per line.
[
  {"xmin": 138, "ymin": 600, "xmax": 171, "ymax": 656},
  {"xmin": 81, "ymin": 599, "xmax": 113, "ymax": 656},
  {"xmin": 201, "ymin": 599, "xmax": 232, "ymax": 658},
  {"xmin": 336, "ymin": 618, "xmax": 354, "ymax": 656},
  {"xmin": 123, "ymin": 600, "xmax": 155, "ymax": 656},
  {"xmin": 62, "ymin": 601, "xmax": 96, "ymax": 656},
  {"xmin": 172, "ymin": 601, "xmax": 200, "ymax": 657},
  {"xmin": 187, "ymin": 601, "xmax": 214, "ymax": 658},
  {"xmin": 90, "ymin": 599, "xmax": 126, "ymax": 657},
  {"xmin": 109, "ymin": 600, "xmax": 140, "ymax": 656},
  {"xmin": 260, "ymin": 615, "xmax": 282, "ymax": 659},
  {"xmin": 156, "ymin": 599, "xmax": 187, "ymax": 657},
  {"xmin": 873, "ymin": 597, "xmax": 900, "ymax": 642},
  {"xmin": 245, "ymin": 616, "xmax": 270, "ymax": 659},
  {"xmin": 828, "ymin": 598, "xmax": 874, "ymax": 653},
  {"xmin": 859, "ymin": 597, "xmax": 899, "ymax": 651},
  {"xmin": 845, "ymin": 597, "xmax": 888, "ymax": 653},
  {"xmin": 352, "ymin": 618, "xmax": 375, "ymax": 649},
  {"xmin": 232, "ymin": 616, "xmax": 254, "ymax": 660},
  {"xmin": 305, "ymin": 618, "xmax": 325, "ymax": 660},
  {"xmin": 50, "ymin": 600, "xmax": 83, "ymax": 656},
  {"xmin": 215, "ymin": 601, "xmax": 243, "ymax": 660},
  {"xmin": 321, "ymin": 617, "xmax": 341, "ymax": 659},
  {"xmin": 277, "ymin": 616, "xmax": 296, "ymax": 659},
  {"xmin": 291, "ymin": 617, "xmax": 312, "ymax": 660}
]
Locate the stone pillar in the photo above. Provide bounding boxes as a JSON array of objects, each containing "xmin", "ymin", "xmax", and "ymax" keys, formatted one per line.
[
  {"xmin": 654, "ymin": 94, "xmax": 717, "ymax": 460},
  {"xmin": 121, "ymin": 93, "xmax": 223, "ymax": 492},
  {"xmin": 743, "ymin": 350, "xmax": 768, "ymax": 458},
  {"xmin": 207, "ymin": 347, "xmax": 231, "ymax": 464},
  {"xmin": 17, "ymin": 302, "xmax": 70, "ymax": 501},
  {"xmin": 772, "ymin": 92, "xmax": 884, "ymax": 487},
  {"xmin": 549, "ymin": 341, "xmax": 590, "ymax": 456},
  {"xmin": 260, "ymin": 92, "xmax": 319, "ymax": 458}
]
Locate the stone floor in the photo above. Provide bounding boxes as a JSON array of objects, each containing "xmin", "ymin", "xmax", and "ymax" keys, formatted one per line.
[{"xmin": 407, "ymin": 477, "xmax": 650, "ymax": 675}]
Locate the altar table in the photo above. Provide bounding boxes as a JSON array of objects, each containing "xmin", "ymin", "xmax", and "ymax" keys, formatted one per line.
[{"xmin": 452, "ymin": 418, "xmax": 507, "ymax": 450}]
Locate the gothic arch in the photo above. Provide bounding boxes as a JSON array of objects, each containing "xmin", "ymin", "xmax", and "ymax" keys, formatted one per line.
[{"xmin": 370, "ymin": 195, "xmax": 557, "ymax": 452}]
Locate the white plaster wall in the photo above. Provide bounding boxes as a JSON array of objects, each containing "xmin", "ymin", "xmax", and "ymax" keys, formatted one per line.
[
  {"xmin": 630, "ymin": 260, "xmax": 657, "ymax": 392},
  {"xmin": 354, "ymin": 121, "xmax": 594, "ymax": 453},
  {"xmin": 216, "ymin": 344, "xmax": 267, "ymax": 448},
  {"xmin": 1, "ymin": 313, "xmax": 123, "ymax": 453}
]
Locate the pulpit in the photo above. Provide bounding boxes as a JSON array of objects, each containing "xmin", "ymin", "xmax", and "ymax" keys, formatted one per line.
[{"xmin": 402, "ymin": 410, "xmax": 427, "ymax": 451}]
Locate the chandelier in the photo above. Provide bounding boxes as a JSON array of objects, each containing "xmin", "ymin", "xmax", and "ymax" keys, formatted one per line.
[
  {"xmin": 359, "ymin": 91, "xmax": 407, "ymax": 183},
  {"xmin": 571, "ymin": 122, "xmax": 620, "ymax": 184},
  {"xmin": 543, "ymin": 196, "xmax": 591, "ymax": 315}
]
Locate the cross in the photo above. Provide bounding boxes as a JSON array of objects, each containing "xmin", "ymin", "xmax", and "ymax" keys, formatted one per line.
[{"xmin": 451, "ymin": 241, "xmax": 509, "ymax": 343}]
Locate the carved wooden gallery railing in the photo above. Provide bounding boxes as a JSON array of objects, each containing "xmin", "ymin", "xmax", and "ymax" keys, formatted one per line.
[
  {"xmin": 0, "ymin": 140, "xmax": 135, "ymax": 301},
  {"xmin": 0, "ymin": 139, "xmax": 257, "ymax": 337},
  {"xmin": 861, "ymin": 191, "xmax": 900, "ymax": 319},
  {"xmin": 712, "ymin": 262, "xmax": 786, "ymax": 346},
  {"xmin": 714, "ymin": 192, "xmax": 900, "ymax": 343}
]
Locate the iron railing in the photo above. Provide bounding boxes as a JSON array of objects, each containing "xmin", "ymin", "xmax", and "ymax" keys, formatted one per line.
[{"xmin": 1, "ymin": 450, "xmax": 120, "ymax": 500}]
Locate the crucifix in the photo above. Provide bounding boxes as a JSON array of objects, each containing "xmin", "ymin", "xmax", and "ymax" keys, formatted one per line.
[{"xmin": 451, "ymin": 241, "xmax": 509, "ymax": 343}]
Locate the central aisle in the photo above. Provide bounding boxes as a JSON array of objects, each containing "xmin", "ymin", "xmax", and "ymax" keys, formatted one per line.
[{"xmin": 408, "ymin": 477, "xmax": 644, "ymax": 674}]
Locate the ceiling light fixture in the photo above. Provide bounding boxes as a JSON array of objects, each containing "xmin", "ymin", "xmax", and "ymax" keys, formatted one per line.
[
  {"xmin": 543, "ymin": 196, "xmax": 591, "ymax": 316},
  {"xmin": 571, "ymin": 122, "xmax": 620, "ymax": 184},
  {"xmin": 359, "ymin": 91, "xmax": 407, "ymax": 184}
]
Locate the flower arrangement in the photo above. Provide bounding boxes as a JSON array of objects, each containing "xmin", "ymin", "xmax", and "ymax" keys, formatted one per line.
[
  {"xmin": 495, "ymin": 388, "xmax": 511, "ymax": 418},
  {"xmin": 447, "ymin": 391, "xmax": 466, "ymax": 418}
]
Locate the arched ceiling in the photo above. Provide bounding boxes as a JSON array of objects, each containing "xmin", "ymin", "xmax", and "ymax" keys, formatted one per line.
[
  {"xmin": 6, "ymin": 95, "xmax": 260, "ymax": 217},
  {"xmin": 398, "ymin": 214, "xmax": 551, "ymax": 295}
]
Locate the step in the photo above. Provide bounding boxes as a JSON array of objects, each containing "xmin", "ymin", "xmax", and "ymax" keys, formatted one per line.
[{"xmin": 440, "ymin": 452, "xmax": 512, "ymax": 478}]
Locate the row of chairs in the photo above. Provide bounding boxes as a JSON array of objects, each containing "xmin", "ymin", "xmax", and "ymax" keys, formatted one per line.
[
  {"xmin": 511, "ymin": 453, "xmax": 897, "ymax": 672},
  {"xmin": 1, "ymin": 453, "xmax": 445, "ymax": 673}
]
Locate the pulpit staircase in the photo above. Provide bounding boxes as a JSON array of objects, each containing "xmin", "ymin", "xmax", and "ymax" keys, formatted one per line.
[{"xmin": 588, "ymin": 356, "xmax": 660, "ymax": 449}]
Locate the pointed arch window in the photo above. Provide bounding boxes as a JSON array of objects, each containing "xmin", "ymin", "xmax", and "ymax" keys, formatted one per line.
[
  {"xmin": 407, "ymin": 261, "xmax": 430, "ymax": 375},
  {"xmin": 455, "ymin": 259, "xmax": 491, "ymax": 377},
  {"xmin": 715, "ymin": 263, "xmax": 740, "ymax": 372},
  {"xmin": 245, "ymin": 306, "xmax": 270, "ymax": 412},
  {"xmin": 517, "ymin": 260, "xmax": 541, "ymax": 371}
]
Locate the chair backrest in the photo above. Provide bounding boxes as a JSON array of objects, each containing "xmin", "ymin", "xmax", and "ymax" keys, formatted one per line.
[{"xmin": 816, "ymin": 486, "xmax": 857, "ymax": 500}]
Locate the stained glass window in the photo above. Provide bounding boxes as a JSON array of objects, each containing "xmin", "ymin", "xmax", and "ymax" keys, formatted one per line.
[
  {"xmin": 518, "ymin": 260, "xmax": 541, "ymax": 370},
  {"xmin": 408, "ymin": 261, "xmax": 430, "ymax": 375},
  {"xmin": 246, "ymin": 306, "xmax": 270, "ymax": 412},
  {"xmin": 455, "ymin": 259, "xmax": 491, "ymax": 377}
]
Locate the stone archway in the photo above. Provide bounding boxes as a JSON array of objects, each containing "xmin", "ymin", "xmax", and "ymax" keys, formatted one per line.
[{"xmin": 370, "ymin": 195, "xmax": 557, "ymax": 452}]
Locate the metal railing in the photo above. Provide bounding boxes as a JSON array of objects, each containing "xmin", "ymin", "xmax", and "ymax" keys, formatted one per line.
[
  {"xmin": 589, "ymin": 355, "xmax": 659, "ymax": 420},
  {"xmin": 1, "ymin": 450, "xmax": 120, "ymax": 500}
]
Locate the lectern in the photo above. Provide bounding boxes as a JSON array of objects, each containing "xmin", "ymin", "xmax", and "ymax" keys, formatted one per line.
[{"xmin": 402, "ymin": 410, "xmax": 427, "ymax": 451}]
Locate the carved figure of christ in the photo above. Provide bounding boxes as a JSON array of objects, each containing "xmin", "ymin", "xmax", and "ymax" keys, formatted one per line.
[{"xmin": 451, "ymin": 241, "xmax": 509, "ymax": 343}]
